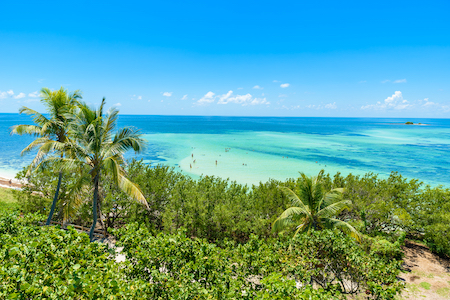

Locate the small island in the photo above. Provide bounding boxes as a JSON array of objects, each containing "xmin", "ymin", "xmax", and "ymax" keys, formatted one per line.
[{"xmin": 405, "ymin": 122, "xmax": 427, "ymax": 125}]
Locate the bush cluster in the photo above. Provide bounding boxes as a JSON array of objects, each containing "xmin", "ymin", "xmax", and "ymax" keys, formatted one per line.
[
  {"xmin": 0, "ymin": 210, "xmax": 403, "ymax": 299},
  {"xmin": 15, "ymin": 160, "xmax": 450, "ymax": 256},
  {"xmin": 10, "ymin": 159, "xmax": 450, "ymax": 298}
]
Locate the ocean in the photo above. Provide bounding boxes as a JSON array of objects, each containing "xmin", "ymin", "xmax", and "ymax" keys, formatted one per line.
[{"xmin": 1, "ymin": 113, "xmax": 449, "ymax": 187}]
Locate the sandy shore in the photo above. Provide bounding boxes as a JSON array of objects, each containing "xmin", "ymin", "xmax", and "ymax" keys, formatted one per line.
[{"xmin": 0, "ymin": 176, "xmax": 23, "ymax": 189}]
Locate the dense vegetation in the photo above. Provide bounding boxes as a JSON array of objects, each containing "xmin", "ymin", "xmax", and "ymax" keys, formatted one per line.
[
  {"xmin": 0, "ymin": 208, "xmax": 403, "ymax": 299},
  {"xmin": 4, "ymin": 87, "xmax": 449, "ymax": 298},
  {"xmin": 18, "ymin": 159, "xmax": 449, "ymax": 256},
  {"xmin": 7, "ymin": 158, "xmax": 450, "ymax": 298}
]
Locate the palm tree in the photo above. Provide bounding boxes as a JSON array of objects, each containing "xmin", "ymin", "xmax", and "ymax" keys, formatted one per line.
[
  {"xmin": 10, "ymin": 87, "xmax": 82, "ymax": 225},
  {"xmin": 54, "ymin": 98, "xmax": 148, "ymax": 241},
  {"xmin": 272, "ymin": 172, "xmax": 361, "ymax": 241}
]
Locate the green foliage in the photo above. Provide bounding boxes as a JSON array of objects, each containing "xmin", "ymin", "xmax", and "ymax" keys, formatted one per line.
[
  {"xmin": 326, "ymin": 171, "xmax": 450, "ymax": 256},
  {"xmin": 13, "ymin": 163, "xmax": 90, "ymax": 222},
  {"xmin": 162, "ymin": 175, "xmax": 255, "ymax": 242},
  {"xmin": 288, "ymin": 230, "xmax": 403, "ymax": 298},
  {"xmin": 273, "ymin": 172, "xmax": 360, "ymax": 241},
  {"xmin": 113, "ymin": 224, "xmax": 402, "ymax": 299},
  {"xmin": 0, "ymin": 188, "xmax": 19, "ymax": 212},
  {"xmin": 369, "ymin": 232, "xmax": 406, "ymax": 260},
  {"xmin": 0, "ymin": 207, "xmax": 403, "ymax": 299},
  {"xmin": 0, "ymin": 212, "xmax": 145, "ymax": 299}
]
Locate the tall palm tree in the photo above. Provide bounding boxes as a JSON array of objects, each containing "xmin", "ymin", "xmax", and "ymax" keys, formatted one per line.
[
  {"xmin": 10, "ymin": 87, "xmax": 82, "ymax": 225},
  {"xmin": 272, "ymin": 172, "xmax": 361, "ymax": 241},
  {"xmin": 54, "ymin": 98, "xmax": 148, "ymax": 241}
]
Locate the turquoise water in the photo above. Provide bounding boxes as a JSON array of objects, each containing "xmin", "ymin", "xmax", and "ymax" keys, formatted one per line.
[{"xmin": 1, "ymin": 113, "xmax": 449, "ymax": 187}]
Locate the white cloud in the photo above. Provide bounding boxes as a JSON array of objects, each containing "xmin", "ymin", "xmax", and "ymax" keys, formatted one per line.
[
  {"xmin": 218, "ymin": 90, "xmax": 234, "ymax": 104},
  {"xmin": 13, "ymin": 93, "xmax": 26, "ymax": 99},
  {"xmin": 393, "ymin": 79, "xmax": 407, "ymax": 83},
  {"xmin": 196, "ymin": 91, "xmax": 216, "ymax": 105},
  {"xmin": 0, "ymin": 90, "xmax": 16, "ymax": 99},
  {"xmin": 181, "ymin": 95, "xmax": 188, "ymax": 100},
  {"xmin": 195, "ymin": 90, "xmax": 270, "ymax": 106},
  {"xmin": 280, "ymin": 83, "xmax": 290, "ymax": 88},
  {"xmin": 273, "ymin": 80, "xmax": 280, "ymax": 83},
  {"xmin": 253, "ymin": 85, "xmax": 263, "ymax": 89},
  {"xmin": 280, "ymin": 105, "xmax": 301, "ymax": 110},
  {"xmin": 304, "ymin": 103, "xmax": 337, "ymax": 110},
  {"xmin": 250, "ymin": 98, "xmax": 269, "ymax": 105},
  {"xmin": 278, "ymin": 94, "xmax": 288, "ymax": 98},
  {"xmin": 237, "ymin": 87, "xmax": 243, "ymax": 90},
  {"xmin": 137, "ymin": 96, "xmax": 142, "ymax": 100},
  {"xmin": 362, "ymin": 95, "xmax": 450, "ymax": 113},
  {"xmin": 359, "ymin": 80, "xmax": 367, "ymax": 83},
  {"xmin": 113, "ymin": 102, "xmax": 122, "ymax": 107},
  {"xmin": 217, "ymin": 90, "xmax": 268, "ymax": 106},
  {"xmin": 361, "ymin": 91, "xmax": 411, "ymax": 110},
  {"xmin": 325, "ymin": 102, "xmax": 337, "ymax": 109},
  {"xmin": 28, "ymin": 91, "xmax": 39, "ymax": 98},
  {"xmin": 419, "ymin": 98, "xmax": 449, "ymax": 111},
  {"xmin": 381, "ymin": 80, "xmax": 390, "ymax": 84},
  {"xmin": 163, "ymin": 92, "xmax": 172, "ymax": 97}
]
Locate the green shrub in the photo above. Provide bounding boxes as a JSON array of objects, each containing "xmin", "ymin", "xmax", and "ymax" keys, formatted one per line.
[
  {"xmin": 0, "ymin": 212, "xmax": 145, "ymax": 299},
  {"xmin": 288, "ymin": 230, "xmax": 404, "ymax": 298},
  {"xmin": 369, "ymin": 232, "xmax": 406, "ymax": 260}
]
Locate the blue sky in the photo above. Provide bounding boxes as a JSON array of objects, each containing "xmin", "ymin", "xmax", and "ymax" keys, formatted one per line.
[{"xmin": 0, "ymin": 0, "xmax": 449, "ymax": 117}]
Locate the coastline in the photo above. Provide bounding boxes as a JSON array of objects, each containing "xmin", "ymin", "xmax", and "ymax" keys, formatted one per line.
[
  {"xmin": 0, "ymin": 170, "xmax": 22, "ymax": 189},
  {"xmin": 0, "ymin": 177, "xmax": 22, "ymax": 189}
]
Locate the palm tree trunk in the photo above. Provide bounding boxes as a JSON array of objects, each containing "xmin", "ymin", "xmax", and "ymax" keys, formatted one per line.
[
  {"xmin": 89, "ymin": 171, "xmax": 100, "ymax": 241},
  {"xmin": 46, "ymin": 171, "xmax": 63, "ymax": 225}
]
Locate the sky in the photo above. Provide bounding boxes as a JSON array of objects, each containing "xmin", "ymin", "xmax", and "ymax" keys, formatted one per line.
[{"xmin": 0, "ymin": 0, "xmax": 449, "ymax": 117}]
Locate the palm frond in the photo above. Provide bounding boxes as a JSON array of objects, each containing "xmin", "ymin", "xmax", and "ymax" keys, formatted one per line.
[
  {"xmin": 297, "ymin": 173, "xmax": 315, "ymax": 209},
  {"xmin": 63, "ymin": 173, "xmax": 90, "ymax": 222},
  {"xmin": 10, "ymin": 124, "xmax": 43, "ymax": 137},
  {"xmin": 118, "ymin": 173, "xmax": 149, "ymax": 209},
  {"xmin": 293, "ymin": 221, "xmax": 311, "ymax": 237},
  {"xmin": 328, "ymin": 218, "xmax": 362, "ymax": 242},
  {"xmin": 322, "ymin": 188, "xmax": 345, "ymax": 206},
  {"xmin": 272, "ymin": 206, "xmax": 309, "ymax": 232},
  {"xmin": 20, "ymin": 137, "xmax": 51, "ymax": 155},
  {"xmin": 18, "ymin": 107, "xmax": 50, "ymax": 127},
  {"xmin": 317, "ymin": 199, "xmax": 352, "ymax": 219},
  {"xmin": 279, "ymin": 186, "xmax": 311, "ymax": 213}
]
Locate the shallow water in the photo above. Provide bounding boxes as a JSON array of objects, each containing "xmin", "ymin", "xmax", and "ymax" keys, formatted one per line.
[{"xmin": 1, "ymin": 113, "xmax": 449, "ymax": 187}]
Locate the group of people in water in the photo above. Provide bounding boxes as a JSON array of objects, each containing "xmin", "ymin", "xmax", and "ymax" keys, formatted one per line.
[{"xmin": 189, "ymin": 147, "xmax": 249, "ymax": 169}]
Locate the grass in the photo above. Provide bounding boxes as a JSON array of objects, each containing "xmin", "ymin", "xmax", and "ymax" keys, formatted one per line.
[
  {"xmin": 436, "ymin": 287, "xmax": 450, "ymax": 297},
  {"xmin": 0, "ymin": 188, "xmax": 19, "ymax": 211},
  {"xmin": 412, "ymin": 270, "xmax": 434, "ymax": 279},
  {"xmin": 419, "ymin": 282, "xmax": 431, "ymax": 290}
]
